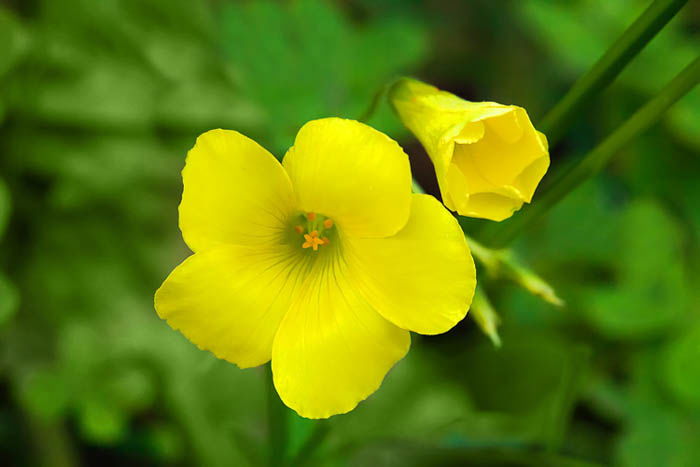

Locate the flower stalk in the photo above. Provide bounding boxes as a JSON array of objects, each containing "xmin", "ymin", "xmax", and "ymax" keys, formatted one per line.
[
  {"xmin": 539, "ymin": 0, "xmax": 689, "ymax": 146},
  {"xmin": 267, "ymin": 364, "xmax": 289, "ymax": 467},
  {"xmin": 483, "ymin": 55, "xmax": 700, "ymax": 248},
  {"xmin": 291, "ymin": 422, "xmax": 330, "ymax": 467},
  {"xmin": 357, "ymin": 77, "xmax": 399, "ymax": 124},
  {"xmin": 412, "ymin": 179, "xmax": 562, "ymax": 307}
]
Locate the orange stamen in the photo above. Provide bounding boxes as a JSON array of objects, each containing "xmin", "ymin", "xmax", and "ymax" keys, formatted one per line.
[
  {"xmin": 297, "ymin": 214, "xmax": 333, "ymax": 252},
  {"xmin": 302, "ymin": 233, "xmax": 324, "ymax": 251}
]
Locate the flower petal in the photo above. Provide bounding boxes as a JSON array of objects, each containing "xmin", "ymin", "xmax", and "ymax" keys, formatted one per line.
[
  {"xmin": 448, "ymin": 108, "xmax": 548, "ymax": 221},
  {"xmin": 462, "ymin": 191, "xmax": 524, "ymax": 222},
  {"xmin": 282, "ymin": 118, "xmax": 411, "ymax": 238},
  {"xmin": 347, "ymin": 194, "xmax": 475, "ymax": 335},
  {"xmin": 272, "ymin": 264, "xmax": 410, "ymax": 419},
  {"xmin": 457, "ymin": 108, "xmax": 546, "ymax": 188},
  {"xmin": 180, "ymin": 129, "xmax": 296, "ymax": 252},
  {"xmin": 389, "ymin": 78, "xmax": 468, "ymax": 173},
  {"xmin": 155, "ymin": 245, "xmax": 302, "ymax": 368},
  {"xmin": 389, "ymin": 78, "xmax": 549, "ymax": 222}
]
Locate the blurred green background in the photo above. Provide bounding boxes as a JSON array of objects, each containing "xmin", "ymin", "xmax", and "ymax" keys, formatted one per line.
[{"xmin": 1, "ymin": 0, "xmax": 699, "ymax": 465}]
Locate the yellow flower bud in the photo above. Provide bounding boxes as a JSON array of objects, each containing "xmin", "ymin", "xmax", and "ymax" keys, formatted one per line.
[{"xmin": 390, "ymin": 78, "xmax": 550, "ymax": 221}]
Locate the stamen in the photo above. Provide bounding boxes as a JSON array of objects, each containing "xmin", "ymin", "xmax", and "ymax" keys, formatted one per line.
[
  {"xmin": 302, "ymin": 233, "xmax": 323, "ymax": 251},
  {"xmin": 295, "ymin": 213, "xmax": 334, "ymax": 252}
]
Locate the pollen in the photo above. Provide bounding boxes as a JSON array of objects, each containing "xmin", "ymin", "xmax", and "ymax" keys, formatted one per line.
[
  {"xmin": 294, "ymin": 213, "xmax": 335, "ymax": 252},
  {"xmin": 303, "ymin": 233, "xmax": 324, "ymax": 251}
]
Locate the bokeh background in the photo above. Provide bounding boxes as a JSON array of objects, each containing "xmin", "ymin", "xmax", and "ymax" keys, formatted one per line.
[{"xmin": 1, "ymin": 0, "xmax": 699, "ymax": 466}]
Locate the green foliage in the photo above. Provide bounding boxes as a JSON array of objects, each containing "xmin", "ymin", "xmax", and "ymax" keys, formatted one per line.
[
  {"xmin": 662, "ymin": 324, "xmax": 700, "ymax": 410},
  {"xmin": 0, "ymin": 7, "xmax": 27, "ymax": 79},
  {"xmin": 584, "ymin": 200, "xmax": 688, "ymax": 338},
  {"xmin": 0, "ymin": 178, "xmax": 10, "ymax": 239},
  {"xmin": 616, "ymin": 405, "xmax": 700, "ymax": 467},
  {"xmin": 0, "ymin": 178, "xmax": 17, "ymax": 327},
  {"xmin": 220, "ymin": 0, "xmax": 427, "ymax": 152},
  {"xmin": 0, "ymin": 272, "xmax": 18, "ymax": 326},
  {"xmin": 517, "ymin": 0, "xmax": 700, "ymax": 147}
]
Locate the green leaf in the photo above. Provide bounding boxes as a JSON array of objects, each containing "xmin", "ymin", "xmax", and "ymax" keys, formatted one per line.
[
  {"xmin": 583, "ymin": 200, "xmax": 687, "ymax": 338},
  {"xmin": 584, "ymin": 267, "xmax": 685, "ymax": 339},
  {"xmin": 6, "ymin": 133, "xmax": 176, "ymax": 216},
  {"xmin": 18, "ymin": 368, "xmax": 72, "ymax": 422},
  {"xmin": 667, "ymin": 88, "xmax": 700, "ymax": 147},
  {"xmin": 27, "ymin": 60, "xmax": 158, "ymax": 130},
  {"xmin": 16, "ymin": 0, "xmax": 252, "ymax": 133},
  {"xmin": 101, "ymin": 365, "xmax": 155, "ymax": 413},
  {"xmin": 155, "ymin": 79, "xmax": 264, "ymax": 132},
  {"xmin": 144, "ymin": 423, "xmax": 184, "ymax": 462},
  {"xmin": 616, "ymin": 406, "xmax": 700, "ymax": 467},
  {"xmin": 220, "ymin": 0, "xmax": 427, "ymax": 152},
  {"xmin": 617, "ymin": 199, "xmax": 683, "ymax": 284},
  {"xmin": 662, "ymin": 324, "xmax": 700, "ymax": 410},
  {"xmin": 78, "ymin": 397, "xmax": 128, "ymax": 445},
  {"xmin": 522, "ymin": 179, "xmax": 617, "ymax": 265},
  {"xmin": 448, "ymin": 329, "xmax": 588, "ymax": 450},
  {"xmin": 0, "ymin": 7, "xmax": 27, "ymax": 78}
]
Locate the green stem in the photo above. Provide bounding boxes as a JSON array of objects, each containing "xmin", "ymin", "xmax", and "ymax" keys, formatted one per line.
[
  {"xmin": 484, "ymin": 55, "xmax": 700, "ymax": 248},
  {"xmin": 414, "ymin": 179, "xmax": 562, "ymax": 306},
  {"xmin": 539, "ymin": 0, "xmax": 688, "ymax": 146},
  {"xmin": 23, "ymin": 413, "xmax": 79, "ymax": 467},
  {"xmin": 357, "ymin": 78, "xmax": 399, "ymax": 123},
  {"xmin": 291, "ymin": 422, "xmax": 330, "ymax": 467},
  {"xmin": 267, "ymin": 364, "xmax": 289, "ymax": 467}
]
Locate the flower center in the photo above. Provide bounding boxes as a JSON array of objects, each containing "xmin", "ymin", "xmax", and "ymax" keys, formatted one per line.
[{"xmin": 293, "ymin": 212, "xmax": 334, "ymax": 251}]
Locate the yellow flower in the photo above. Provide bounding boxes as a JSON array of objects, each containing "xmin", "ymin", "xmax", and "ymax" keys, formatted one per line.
[
  {"xmin": 155, "ymin": 118, "xmax": 476, "ymax": 419},
  {"xmin": 390, "ymin": 78, "xmax": 550, "ymax": 221}
]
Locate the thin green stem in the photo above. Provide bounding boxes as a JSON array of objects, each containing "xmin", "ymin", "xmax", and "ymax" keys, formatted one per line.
[
  {"xmin": 413, "ymin": 179, "xmax": 563, "ymax": 305},
  {"xmin": 22, "ymin": 411, "xmax": 79, "ymax": 467},
  {"xmin": 539, "ymin": 0, "xmax": 688, "ymax": 146},
  {"xmin": 357, "ymin": 78, "xmax": 399, "ymax": 123},
  {"xmin": 483, "ymin": 55, "xmax": 700, "ymax": 248},
  {"xmin": 267, "ymin": 364, "xmax": 289, "ymax": 467},
  {"xmin": 291, "ymin": 422, "xmax": 330, "ymax": 467}
]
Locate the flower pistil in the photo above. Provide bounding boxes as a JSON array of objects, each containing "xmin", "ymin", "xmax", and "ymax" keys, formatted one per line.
[{"xmin": 295, "ymin": 212, "xmax": 334, "ymax": 251}]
